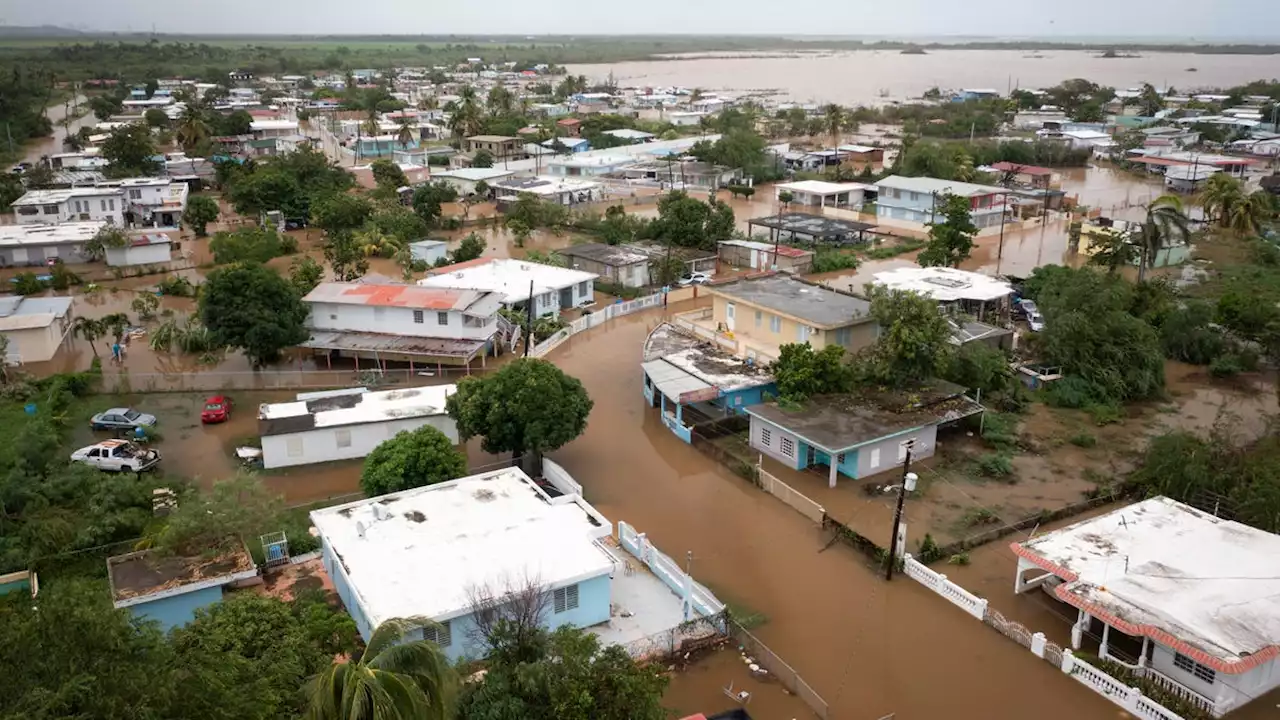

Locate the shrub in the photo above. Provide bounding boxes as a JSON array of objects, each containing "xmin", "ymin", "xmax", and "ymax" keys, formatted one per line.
[
  {"xmin": 947, "ymin": 552, "xmax": 971, "ymax": 566},
  {"xmin": 916, "ymin": 533, "xmax": 943, "ymax": 563},
  {"xmin": 12, "ymin": 272, "xmax": 47, "ymax": 295},
  {"xmin": 1068, "ymin": 431, "xmax": 1097, "ymax": 448},
  {"xmin": 1043, "ymin": 375, "xmax": 1101, "ymax": 409},
  {"xmin": 977, "ymin": 453, "xmax": 1014, "ymax": 478},
  {"xmin": 208, "ymin": 226, "xmax": 292, "ymax": 265},
  {"xmin": 810, "ymin": 248, "xmax": 859, "ymax": 273},
  {"xmin": 980, "ymin": 412, "xmax": 1018, "ymax": 451},
  {"xmin": 1085, "ymin": 403, "xmax": 1123, "ymax": 426},
  {"xmin": 1209, "ymin": 353, "xmax": 1244, "ymax": 378},
  {"xmin": 961, "ymin": 507, "xmax": 1001, "ymax": 527}
]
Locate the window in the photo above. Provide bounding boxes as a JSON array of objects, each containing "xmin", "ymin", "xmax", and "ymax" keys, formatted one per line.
[
  {"xmin": 1173, "ymin": 653, "xmax": 1217, "ymax": 684},
  {"xmin": 760, "ymin": 427, "xmax": 772, "ymax": 447},
  {"xmin": 754, "ymin": 310, "xmax": 762, "ymax": 328},
  {"xmin": 413, "ymin": 310, "xmax": 424, "ymax": 324},
  {"xmin": 577, "ymin": 281, "xmax": 588, "ymax": 295},
  {"xmin": 109, "ymin": 199, "xmax": 115, "ymax": 211},
  {"xmin": 780, "ymin": 436, "xmax": 795, "ymax": 458},
  {"xmin": 286, "ymin": 437, "xmax": 304, "ymax": 457},
  {"xmin": 128, "ymin": 189, "xmax": 142, "ymax": 200},
  {"xmin": 335, "ymin": 429, "xmax": 352, "ymax": 448},
  {"xmin": 437, "ymin": 312, "xmax": 449, "ymax": 325},
  {"xmin": 833, "ymin": 327, "xmax": 853, "ymax": 347},
  {"xmin": 769, "ymin": 315, "xmax": 782, "ymax": 333},
  {"xmin": 100, "ymin": 200, "xmax": 107, "ymax": 211},
  {"xmin": 44, "ymin": 205, "xmax": 59, "ymax": 214},
  {"xmin": 16, "ymin": 206, "xmax": 37, "ymax": 215},
  {"xmin": 553, "ymin": 584, "xmax": 579, "ymax": 613},
  {"xmin": 869, "ymin": 447, "xmax": 881, "ymax": 468},
  {"xmin": 422, "ymin": 620, "xmax": 452, "ymax": 648},
  {"xmin": 837, "ymin": 453, "xmax": 846, "ymax": 464},
  {"xmin": 373, "ymin": 307, "xmax": 386, "ymax": 321}
]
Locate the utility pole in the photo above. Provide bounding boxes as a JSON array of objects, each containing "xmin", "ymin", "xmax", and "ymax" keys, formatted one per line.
[
  {"xmin": 996, "ymin": 191, "xmax": 1009, "ymax": 275},
  {"xmin": 885, "ymin": 441, "xmax": 917, "ymax": 581},
  {"xmin": 523, "ymin": 279, "xmax": 535, "ymax": 358}
]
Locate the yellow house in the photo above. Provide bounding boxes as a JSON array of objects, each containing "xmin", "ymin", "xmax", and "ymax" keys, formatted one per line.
[{"xmin": 703, "ymin": 274, "xmax": 877, "ymax": 362}]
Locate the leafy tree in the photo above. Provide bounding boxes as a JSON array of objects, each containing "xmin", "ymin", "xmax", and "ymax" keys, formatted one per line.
[
  {"xmin": 505, "ymin": 193, "xmax": 570, "ymax": 229},
  {"xmin": 183, "ymin": 194, "xmax": 220, "ymax": 236},
  {"xmin": 360, "ymin": 425, "xmax": 467, "ymax": 497},
  {"xmin": 917, "ymin": 193, "xmax": 977, "ymax": 268},
  {"xmin": 447, "ymin": 359, "xmax": 593, "ymax": 470},
  {"xmin": 456, "ymin": 625, "xmax": 667, "ymax": 720},
  {"xmin": 861, "ymin": 287, "xmax": 954, "ymax": 387},
  {"xmin": 208, "ymin": 226, "xmax": 295, "ymax": 264},
  {"xmin": 472, "ymin": 149, "xmax": 495, "ymax": 168},
  {"xmin": 1086, "ymin": 228, "xmax": 1139, "ymax": 273},
  {"xmin": 200, "ymin": 263, "xmax": 309, "ymax": 363},
  {"xmin": 323, "ymin": 230, "xmax": 370, "ymax": 281},
  {"xmin": 941, "ymin": 342, "xmax": 1014, "ymax": 395},
  {"xmin": 289, "ymin": 256, "xmax": 325, "ymax": 296},
  {"xmin": 307, "ymin": 617, "xmax": 455, "ymax": 720},
  {"xmin": 101, "ymin": 124, "xmax": 161, "ymax": 177},
  {"xmin": 311, "ymin": 193, "xmax": 374, "ymax": 235},
  {"xmin": 0, "ymin": 172, "xmax": 25, "ymax": 213},
  {"xmin": 88, "ymin": 94, "xmax": 123, "ymax": 121},
  {"xmin": 649, "ymin": 191, "xmax": 734, "ymax": 251},
  {"xmin": 226, "ymin": 146, "xmax": 354, "ymax": 220},
  {"xmin": 81, "ymin": 224, "xmax": 129, "ymax": 262},
  {"xmin": 144, "ymin": 107, "xmax": 170, "ymax": 128},
  {"xmin": 412, "ymin": 182, "xmax": 459, "ymax": 225},
  {"xmin": 370, "ymin": 158, "xmax": 409, "ymax": 190},
  {"xmin": 1132, "ymin": 195, "xmax": 1190, "ymax": 282},
  {"xmin": 451, "ymin": 233, "xmax": 486, "ymax": 263},
  {"xmin": 507, "ymin": 218, "xmax": 532, "ymax": 247},
  {"xmin": 770, "ymin": 343, "xmax": 854, "ymax": 402},
  {"xmin": 1137, "ymin": 83, "xmax": 1165, "ymax": 117}
]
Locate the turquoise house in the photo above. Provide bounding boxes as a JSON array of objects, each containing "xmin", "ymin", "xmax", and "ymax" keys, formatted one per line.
[
  {"xmin": 107, "ymin": 547, "xmax": 259, "ymax": 632},
  {"xmin": 0, "ymin": 570, "xmax": 36, "ymax": 597},
  {"xmin": 642, "ymin": 323, "xmax": 775, "ymax": 444}
]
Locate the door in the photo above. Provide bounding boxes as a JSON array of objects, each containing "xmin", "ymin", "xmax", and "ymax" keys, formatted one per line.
[
  {"xmin": 750, "ymin": 249, "xmax": 760, "ymax": 269},
  {"xmin": 11, "ymin": 248, "xmax": 27, "ymax": 265},
  {"xmin": 559, "ymin": 287, "xmax": 573, "ymax": 309},
  {"xmin": 725, "ymin": 302, "xmax": 736, "ymax": 332}
]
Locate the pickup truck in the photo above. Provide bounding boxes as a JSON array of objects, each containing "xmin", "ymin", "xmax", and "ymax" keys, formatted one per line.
[{"xmin": 70, "ymin": 440, "xmax": 161, "ymax": 473}]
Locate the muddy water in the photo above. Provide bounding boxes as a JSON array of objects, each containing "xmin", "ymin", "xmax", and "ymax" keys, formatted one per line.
[
  {"xmin": 22, "ymin": 95, "xmax": 95, "ymax": 163},
  {"xmin": 568, "ymin": 50, "xmax": 1275, "ymax": 105},
  {"xmin": 545, "ymin": 302, "xmax": 1115, "ymax": 719}
]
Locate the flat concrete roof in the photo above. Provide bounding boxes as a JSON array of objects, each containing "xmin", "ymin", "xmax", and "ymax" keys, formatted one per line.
[
  {"xmin": 420, "ymin": 258, "xmax": 597, "ymax": 302},
  {"xmin": 747, "ymin": 212, "xmax": 877, "ymax": 240},
  {"xmin": 556, "ymin": 242, "xmax": 649, "ymax": 267},
  {"xmin": 706, "ymin": 274, "xmax": 873, "ymax": 329},
  {"xmin": 1014, "ymin": 496, "xmax": 1280, "ymax": 671},
  {"xmin": 871, "ymin": 267, "xmax": 1014, "ymax": 303},
  {"xmin": 258, "ymin": 385, "xmax": 455, "ymax": 436},
  {"xmin": 875, "ymin": 175, "xmax": 1005, "ymax": 197}
]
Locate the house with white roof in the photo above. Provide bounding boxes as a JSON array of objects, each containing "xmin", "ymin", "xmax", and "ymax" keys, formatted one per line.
[
  {"xmin": 104, "ymin": 233, "xmax": 171, "ymax": 267},
  {"xmin": 601, "ymin": 128, "xmax": 655, "ymax": 144},
  {"xmin": 310, "ymin": 464, "xmax": 725, "ymax": 661},
  {"xmin": 11, "ymin": 187, "xmax": 125, "ymax": 226},
  {"xmin": 874, "ymin": 175, "xmax": 1010, "ymax": 231},
  {"xmin": 419, "ymin": 258, "xmax": 597, "ymax": 316},
  {"xmin": 1012, "ymin": 496, "xmax": 1280, "ymax": 717},
  {"xmin": 870, "ymin": 266, "xmax": 1014, "ymax": 306},
  {"xmin": 490, "ymin": 176, "xmax": 603, "ymax": 207},
  {"xmin": 0, "ymin": 221, "xmax": 107, "ymax": 266},
  {"xmin": 775, "ymin": 180, "xmax": 875, "ymax": 210},
  {"xmin": 430, "ymin": 167, "xmax": 515, "ymax": 196},
  {"xmin": 258, "ymin": 385, "xmax": 458, "ymax": 469},
  {"xmin": 0, "ymin": 295, "xmax": 74, "ymax": 364},
  {"xmin": 249, "ymin": 119, "xmax": 300, "ymax": 139},
  {"xmin": 300, "ymin": 281, "xmax": 508, "ymax": 370}
]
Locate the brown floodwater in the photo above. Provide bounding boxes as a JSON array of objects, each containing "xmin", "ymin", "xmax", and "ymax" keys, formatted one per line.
[
  {"xmin": 22, "ymin": 95, "xmax": 95, "ymax": 163},
  {"xmin": 568, "ymin": 50, "xmax": 1279, "ymax": 105},
  {"xmin": 542, "ymin": 300, "xmax": 1116, "ymax": 719}
]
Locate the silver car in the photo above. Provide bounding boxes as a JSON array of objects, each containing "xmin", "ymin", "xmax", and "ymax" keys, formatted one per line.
[{"xmin": 90, "ymin": 407, "xmax": 157, "ymax": 431}]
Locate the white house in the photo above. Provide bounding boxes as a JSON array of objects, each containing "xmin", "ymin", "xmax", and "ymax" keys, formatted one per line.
[
  {"xmin": 250, "ymin": 120, "xmax": 300, "ymax": 139},
  {"xmin": 257, "ymin": 385, "xmax": 458, "ymax": 469},
  {"xmin": 430, "ymin": 168, "xmax": 515, "ymax": 196},
  {"xmin": 110, "ymin": 178, "xmax": 189, "ymax": 228},
  {"xmin": 419, "ymin": 258, "xmax": 597, "ymax": 316},
  {"xmin": 104, "ymin": 233, "xmax": 172, "ymax": 267},
  {"xmin": 409, "ymin": 240, "xmax": 449, "ymax": 266},
  {"xmin": 310, "ymin": 464, "xmax": 725, "ymax": 662},
  {"xmin": 1012, "ymin": 496, "xmax": 1280, "ymax": 718},
  {"xmin": 490, "ymin": 176, "xmax": 603, "ymax": 207},
  {"xmin": 301, "ymin": 281, "xmax": 505, "ymax": 369},
  {"xmin": 874, "ymin": 175, "xmax": 1010, "ymax": 230},
  {"xmin": 0, "ymin": 221, "xmax": 107, "ymax": 267},
  {"xmin": 775, "ymin": 180, "xmax": 874, "ymax": 210},
  {"xmin": 601, "ymin": 128, "xmax": 655, "ymax": 144},
  {"xmin": 0, "ymin": 295, "xmax": 74, "ymax": 364},
  {"xmin": 10, "ymin": 188, "xmax": 125, "ymax": 226}
]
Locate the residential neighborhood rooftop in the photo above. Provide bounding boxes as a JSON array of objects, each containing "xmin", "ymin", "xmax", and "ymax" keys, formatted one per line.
[
  {"xmin": 556, "ymin": 242, "xmax": 650, "ymax": 266},
  {"xmin": 0, "ymin": 221, "xmax": 108, "ymax": 247},
  {"xmin": 746, "ymin": 212, "xmax": 877, "ymax": 240},
  {"xmin": 875, "ymin": 175, "xmax": 1006, "ymax": 197},
  {"xmin": 990, "ymin": 161, "xmax": 1056, "ymax": 176},
  {"xmin": 107, "ymin": 545, "xmax": 256, "ymax": 606},
  {"xmin": 707, "ymin": 273, "xmax": 872, "ymax": 328},
  {"xmin": 304, "ymin": 282, "xmax": 503, "ymax": 316},
  {"xmin": 420, "ymin": 258, "xmax": 597, "ymax": 303},
  {"xmin": 257, "ymin": 384, "xmax": 456, "ymax": 436},
  {"xmin": 775, "ymin": 180, "xmax": 875, "ymax": 195},
  {"xmin": 641, "ymin": 323, "xmax": 773, "ymax": 400},
  {"xmin": 1014, "ymin": 497, "xmax": 1280, "ymax": 669},
  {"xmin": 11, "ymin": 186, "xmax": 123, "ymax": 205},
  {"xmin": 432, "ymin": 167, "xmax": 515, "ymax": 182},
  {"xmin": 0, "ymin": 295, "xmax": 74, "ymax": 331},
  {"xmin": 870, "ymin": 266, "xmax": 1014, "ymax": 302},
  {"xmin": 309, "ymin": 467, "xmax": 612, "ymax": 626}
]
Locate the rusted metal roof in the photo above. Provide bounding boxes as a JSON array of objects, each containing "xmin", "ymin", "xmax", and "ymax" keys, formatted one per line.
[{"xmin": 301, "ymin": 330, "xmax": 487, "ymax": 359}]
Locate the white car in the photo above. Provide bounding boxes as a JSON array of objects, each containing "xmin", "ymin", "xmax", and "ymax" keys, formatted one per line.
[
  {"xmin": 1027, "ymin": 311, "xmax": 1046, "ymax": 332},
  {"xmin": 678, "ymin": 271, "xmax": 712, "ymax": 286},
  {"xmin": 70, "ymin": 440, "xmax": 161, "ymax": 473}
]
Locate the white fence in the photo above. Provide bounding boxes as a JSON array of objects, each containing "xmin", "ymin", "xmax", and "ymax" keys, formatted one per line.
[
  {"xmin": 900, "ymin": 554, "xmax": 1192, "ymax": 720},
  {"xmin": 529, "ymin": 292, "xmax": 668, "ymax": 358},
  {"xmin": 617, "ymin": 520, "xmax": 725, "ymax": 619},
  {"xmin": 541, "ymin": 458, "xmax": 584, "ymax": 497},
  {"xmin": 757, "ymin": 466, "xmax": 826, "ymax": 524}
]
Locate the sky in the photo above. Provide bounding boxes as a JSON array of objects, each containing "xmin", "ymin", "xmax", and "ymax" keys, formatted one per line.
[{"xmin": 4, "ymin": 0, "xmax": 1280, "ymax": 39}]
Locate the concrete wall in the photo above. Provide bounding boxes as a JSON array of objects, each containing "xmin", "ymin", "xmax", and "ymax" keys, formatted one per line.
[
  {"xmin": 852, "ymin": 424, "xmax": 937, "ymax": 478},
  {"xmin": 567, "ymin": 256, "xmax": 648, "ymax": 287},
  {"xmin": 105, "ymin": 243, "xmax": 171, "ymax": 267},
  {"xmin": 750, "ymin": 415, "xmax": 937, "ymax": 480},
  {"xmin": 321, "ymin": 535, "xmax": 375, "ymax": 641},
  {"xmin": 4, "ymin": 320, "xmax": 68, "ymax": 364},
  {"xmin": 14, "ymin": 193, "xmax": 124, "ymax": 226},
  {"xmin": 261, "ymin": 414, "xmax": 460, "ymax": 469},
  {"xmin": 712, "ymin": 296, "xmax": 876, "ymax": 355},
  {"xmin": 128, "ymin": 585, "xmax": 225, "ymax": 632},
  {"xmin": 308, "ymin": 302, "xmax": 496, "ymax": 341},
  {"xmin": 410, "ymin": 243, "xmax": 448, "ymax": 265},
  {"xmin": 0, "ymin": 242, "xmax": 90, "ymax": 267}
]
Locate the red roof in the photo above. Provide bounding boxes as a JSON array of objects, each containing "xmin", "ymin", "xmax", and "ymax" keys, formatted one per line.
[
  {"xmin": 773, "ymin": 246, "xmax": 812, "ymax": 258},
  {"xmin": 991, "ymin": 161, "xmax": 1055, "ymax": 176},
  {"xmin": 312, "ymin": 283, "xmax": 468, "ymax": 310},
  {"xmin": 557, "ymin": 118, "xmax": 581, "ymax": 126}
]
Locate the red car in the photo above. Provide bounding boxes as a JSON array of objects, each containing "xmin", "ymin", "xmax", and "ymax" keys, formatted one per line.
[{"xmin": 201, "ymin": 395, "xmax": 233, "ymax": 424}]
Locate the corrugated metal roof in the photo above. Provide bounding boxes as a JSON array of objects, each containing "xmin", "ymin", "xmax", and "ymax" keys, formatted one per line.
[
  {"xmin": 641, "ymin": 358, "xmax": 713, "ymax": 400},
  {"xmin": 304, "ymin": 282, "xmax": 501, "ymax": 315}
]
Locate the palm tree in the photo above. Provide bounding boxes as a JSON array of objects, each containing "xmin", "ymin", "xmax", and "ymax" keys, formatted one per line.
[
  {"xmin": 1227, "ymin": 190, "xmax": 1276, "ymax": 236},
  {"xmin": 393, "ymin": 243, "xmax": 416, "ymax": 282},
  {"xmin": 100, "ymin": 313, "xmax": 131, "ymax": 346},
  {"xmin": 306, "ymin": 617, "xmax": 453, "ymax": 720},
  {"xmin": 1132, "ymin": 195, "xmax": 1191, "ymax": 282},
  {"xmin": 176, "ymin": 109, "xmax": 210, "ymax": 152},
  {"xmin": 72, "ymin": 316, "xmax": 106, "ymax": 358},
  {"xmin": 355, "ymin": 228, "xmax": 395, "ymax": 258},
  {"xmin": 396, "ymin": 119, "xmax": 414, "ymax": 150},
  {"xmin": 1199, "ymin": 173, "xmax": 1244, "ymax": 226},
  {"xmin": 823, "ymin": 103, "xmax": 844, "ymax": 149},
  {"xmin": 1087, "ymin": 230, "xmax": 1140, "ymax": 274}
]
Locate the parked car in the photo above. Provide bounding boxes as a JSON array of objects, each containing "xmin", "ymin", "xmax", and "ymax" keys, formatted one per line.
[
  {"xmin": 1015, "ymin": 298, "xmax": 1038, "ymax": 320},
  {"xmin": 70, "ymin": 440, "xmax": 161, "ymax": 473},
  {"xmin": 1027, "ymin": 311, "xmax": 1046, "ymax": 332},
  {"xmin": 201, "ymin": 395, "xmax": 233, "ymax": 424},
  {"xmin": 90, "ymin": 407, "xmax": 157, "ymax": 431},
  {"xmin": 678, "ymin": 271, "xmax": 712, "ymax": 286}
]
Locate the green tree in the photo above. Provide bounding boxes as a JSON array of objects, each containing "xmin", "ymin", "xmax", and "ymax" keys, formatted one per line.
[
  {"xmin": 446, "ymin": 359, "xmax": 593, "ymax": 471},
  {"xmin": 412, "ymin": 182, "xmax": 459, "ymax": 225},
  {"xmin": 323, "ymin": 230, "xmax": 370, "ymax": 281},
  {"xmin": 1200, "ymin": 173, "xmax": 1245, "ymax": 225},
  {"xmin": 307, "ymin": 617, "xmax": 455, "ymax": 720},
  {"xmin": 770, "ymin": 343, "xmax": 854, "ymax": 403},
  {"xmin": 1227, "ymin": 190, "xmax": 1276, "ymax": 236},
  {"xmin": 451, "ymin": 233, "xmax": 486, "ymax": 263},
  {"xmin": 144, "ymin": 107, "xmax": 170, "ymax": 128},
  {"xmin": 862, "ymin": 287, "xmax": 955, "ymax": 387},
  {"xmin": 1132, "ymin": 195, "xmax": 1191, "ymax": 282},
  {"xmin": 1086, "ymin": 228, "xmax": 1140, "ymax": 273},
  {"xmin": 917, "ymin": 192, "xmax": 978, "ymax": 268},
  {"xmin": 456, "ymin": 625, "xmax": 667, "ymax": 720},
  {"xmin": 176, "ymin": 108, "xmax": 211, "ymax": 153},
  {"xmin": 101, "ymin": 124, "xmax": 161, "ymax": 177},
  {"xmin": 71, "ymin": 316, "xmax": 107, "ymax": 358},
  {"xmin": 289, "ymin": 256, "xmax": 325, "ymax": 296},
  {"xmin": 823, "ymin": 103, "xmax": 844, "ymax": 148},
  {"xmin": 360, "ymin": 425, "xmax": 467, "ymax": 497},
  {"xmin": 200, "ymin": 263, "xmax": 309, "ymax": 364},
  {"xmin": 472, "ymin": 149, "xmax": 495, "ymax": 168},
  {"xmin": 941, "ymin": 342, "xmax": 1014, "ymax": 395},
  {"xmin": 81, "ymin": 224, "xmax": 130, "ymax": 262},
  {"xmin": 208, "ymin": 226, "xmax": 295, "ymax": 264},
  {"xmin": 650, "ymin": 191, "xmax": 734, "ymax": 251},
  {"xmin": 370, "ymin": 158, "xmax": 409, "ymax": 190},
  {"xmin": 312, "ymin": 193, "xmax": 374, "ymax": 235},
  {"xmin": 183, "ymin": 194, "xmax": 220, "ymax": 236},
  {"xmin": 1138, "ymin": 83, "xmax": 1166, "ymax": 117},
  {"xmin": 506, "ymin": 218, "xmax": 532, "ymax": 248},
  {"xmin": 88, "ymin": 94, "xmax": 122, "ymax": 121}
]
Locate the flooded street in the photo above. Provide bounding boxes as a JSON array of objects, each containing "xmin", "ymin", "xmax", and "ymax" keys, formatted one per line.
[
  {"xmin": 568, "ymin": 50, "xmax": 1276, "ymax": 104},
  {"xmin": 544, "ymin": 303, "xmax": 1115, "ymax": 719},
  {"xmin": 22, "ymin": 94, "xmax": 94, "ymax": 163}
]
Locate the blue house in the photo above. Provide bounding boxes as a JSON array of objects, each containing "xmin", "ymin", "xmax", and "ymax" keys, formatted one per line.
[
  {"xmin": 642, "ymin": 323, "xmax": 775, "ymax": 443},
  {"xmin": 311, "ymin": 467, "xmax": 617, "ymax": 662},
  {"xmin": 745, "ymin": 382, "xmax": 983, "ymax": 487},
  {"xmin": 0, "ymin": 570, "xmax": 36, "ymax": 597},
  {"xmin": 107, "ymin": 546, "xmax": 259, "ymax": 631},
  {"xmin": 543, "ymin": 136, "xmax": 591, "ymax": 154}
]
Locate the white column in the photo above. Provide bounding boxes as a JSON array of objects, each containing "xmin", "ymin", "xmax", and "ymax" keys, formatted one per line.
[
  {"xmin": 1072, "ymin": 609, "xmax": 1088, "ymax": 650},
  {"xmin": 1100, "ymin": 623, "xmax": 1111, "ymax": 660},
  {"xmin": 1031, "ymin": 632, "xmax": 1047, "ymax": 658},
  {"xmin": 828, "ymin": 458, "xmax": 838, "ymax": 488},
  {"xmin": 1138, "ymin": 637, "xmax": 1149, "ymax": 668},
  {"xmin": 682, "ymin": 565, "xmax": 693, "ymax": 621}
]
